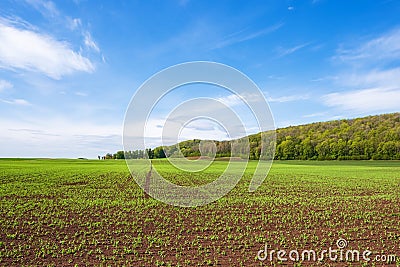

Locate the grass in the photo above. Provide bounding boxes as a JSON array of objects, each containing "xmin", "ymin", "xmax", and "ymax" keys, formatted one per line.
[{"xmin": 0, "ymin": 158, "xmax": 399, "ymax": 266}]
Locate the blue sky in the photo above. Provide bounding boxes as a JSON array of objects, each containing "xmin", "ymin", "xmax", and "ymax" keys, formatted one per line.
[{"xmin": 0, "ymin": 0, "xmax": 400, "ymax": 158}]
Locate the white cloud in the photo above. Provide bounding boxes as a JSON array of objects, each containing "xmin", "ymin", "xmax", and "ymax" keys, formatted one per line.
[
  {"xmin": 67, "ymin": 18, "xmax": 82, "ymax": 30},
  {"xmin": 179, "ymin": 119, "xmax": 229, "ymax": 141},
  {"xmin": 1, "ymin": 98, "xmax": 31, "ymax": 106},
  {"xmin": 310, "ymin": 75, "xmax": 338, "ymax": 82},
  {"xmin": 217, "ymin": 93, "xmax": 266, "ymax": 106},
  {"xmin": 213, "ymin": 23, "xmax": 284, "ymax": 49},
  {"xmin": 0, "ymin": 15, "xmax": 37, "ymax": 31},
  {"xmin": 302, "ymin": 112, "xmax": 327, "ymax": 118},
  {"xmin": 74, "ymin": 91, "xmax": 88, "ymax": 97},
  {"xmin": 24, "ymin": 0, "xmax": 101, "ymax": 54},
  {"xmin": 339, "ymin": 68, "xmax": 400, "ymax": 89},
  {"xmin": 322, "ymin": 87, "xmax": 400, "ymax": 113},
  {"xmin": 326, "ymin": 27, "xmax": 400, "ymax": 114},
  {"xmin": 267, "ymin": 94, "xmax": 309, "ymax": 103},
  {"xmin": 335, "ymin": 27, "xmax": 400, "ymax": 66},
  {"xmin": 0, "ymin": 20, "xmax": 95, "ymax": 79},
  {"xmin": 267, "ymin": 75, "xmax": 284, "ymax": 80},
  {"xmin": 276, "ymin": 42, "xmax": 310, "ymax": 57},
  {"xmin": 0, "ymin": 117, "xmax": 121, "ymax": 158},
  {"xmin": 66, "ymin": 19, "xmax": 101, "ymax": 54},
  {"xmin": 217, "ymin": 94, "xmax": 242, "ymax": 106},
  {"xmin": 83, "ymin": 31, "xmax": 100, "ymax": 52},
  {"xmin": 25, "ymin": 0, "xmax": 59, "ymax": 18},
  {"xmin": 0, "ymin": 80, "xmax": 13, "ymax": 92}
]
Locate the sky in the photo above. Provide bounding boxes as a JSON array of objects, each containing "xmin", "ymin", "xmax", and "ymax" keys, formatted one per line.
[{"xmin": 0, "ymin": 0, "xmax": 400, "ymax": 158}]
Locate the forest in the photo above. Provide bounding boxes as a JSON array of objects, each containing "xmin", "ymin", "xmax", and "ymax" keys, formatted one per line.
[{"xmin": 116, "ymin": 113, "xmax": 400, "ymax": 160}]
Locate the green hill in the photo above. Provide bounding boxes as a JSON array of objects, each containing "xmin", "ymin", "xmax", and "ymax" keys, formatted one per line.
[
  {"xmin": 124, "ymin": 113, "xmax": 400, "ymax": 160},
  {"xmin": 274, "ymin": 112, "xmax": 400, "ymax": 160}
]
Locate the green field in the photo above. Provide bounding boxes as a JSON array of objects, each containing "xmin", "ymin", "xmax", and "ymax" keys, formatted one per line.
[{"xmin": 0, "ymin": 159, "xmax": 399, "ymax": 266}]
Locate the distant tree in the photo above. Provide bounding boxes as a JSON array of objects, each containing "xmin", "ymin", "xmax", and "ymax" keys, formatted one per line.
[
  {"xmin": 153, "ymin": 147, "xmax": 166, "ymax": 158},
  {"xmin": 301, "ymin": 137, "xmax": 315, "ymax": 159},
  {"xmin": 146, "ymin": 148, "xmax": 154, "ymax": 159},
  {"xmin": 277, "ymin": 137, "xmax": 295, "ymax": 159},
  {"xmin": 115, "ymin": 151, "xmax": 125, "ymax": 159}
]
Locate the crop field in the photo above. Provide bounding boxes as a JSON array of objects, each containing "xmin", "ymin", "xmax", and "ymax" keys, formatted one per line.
[{"xmin": 0, "ymin": 159, "xmax": 399, "ymax": 266}]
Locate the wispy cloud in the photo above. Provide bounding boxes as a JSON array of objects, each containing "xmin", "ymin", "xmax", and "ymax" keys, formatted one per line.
[
  {"xmin": 276, "ymin": 42, "xmax": 310, "ymax": 57},
  {"xmin": 74, "ymin": 91, "xmax": 88, "ymax": 97},
  {"xmin": 0, "ymin": 18, "xmax": 95, "ymax": 79},
  {"xmin": 325, "ymin": 27, "xmax": 400, "ymax": 114},
  {"xmin": 339, "ymin": 67, "xmax": 400, "ymax": 89},
  {"xmin": 24, "ymin": 0, "xmax": 59, "ymax": 18},
  {"xmin": 267, "ymin": 75, "xmax": 284, "ymax": 80},
  {"xmin": 303, "ymin": 112, "xmax": 327, "ymax": 118},
  {"xmin": 267, "ymin": 94, "xmax": 309, "ymax": 103},
  {"xmin": 217, "ymin": 94, "xmax": 242, "ymax": 106},
  {"xmin": 310, "ymin": 75, "xmax": 338, "ymax": 82},
  {"xmin": 0, "ymin": 80, "xmax": 13, "ymax": 92},
  {"xmin": 217, "ymin": 93, "xmax": 266, "ymax": 106},
  {"xmin": 0, "ymin": 117, "xmax": 122, "ymax": 158},
  {"xmin": 322, "ymin": 87, "xmax": 400, "ymax": 113},
  {"xmin": 25, "ymin": 0, "xmax": 101, "ymax": 54},
  {"xmin": 9, "ymin": 128, "xmax": 60, "ymax": 137},
  {"xmin": 0, "ymin": 15, "xmax": 37, "ymax": 31},
  {"xmin": 335, "ymin": 27, "xmax": 400, "ymax": 65},
  {"xmin": 67, "ymin": 18, "xmax": 81, "ymax": 31},
  {"xmin": 83, "ymin": 31, "xmax": 100, "ymax": 52},
  {"xmin": 213, "ymin": 23, "xmax": 284, "ymax": 49},
  {"xmin": 1, "ymin": 98, "xmax": 31, "ymax": 106}
]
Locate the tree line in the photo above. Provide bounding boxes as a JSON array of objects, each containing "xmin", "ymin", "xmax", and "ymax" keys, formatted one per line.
[
  {"xmin": 274, "ymin": 113, "xmax": 400, "ymax": 160},
  {"xmin": 107, "ymin": 113, "xmax": 400, "ymax": 160},
  {"xmin": 100, "ymin": 149, "xmax": 155, "ymax": 160}
]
